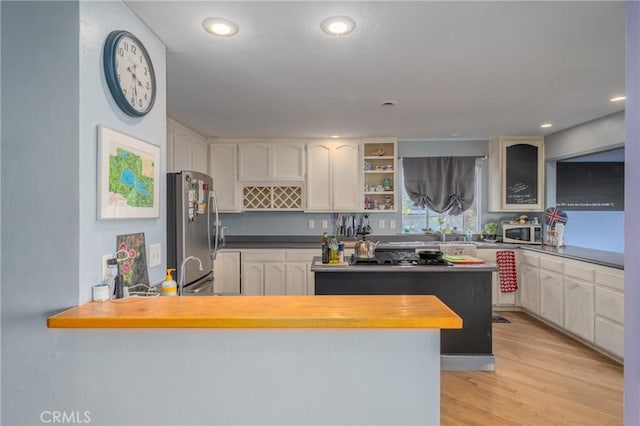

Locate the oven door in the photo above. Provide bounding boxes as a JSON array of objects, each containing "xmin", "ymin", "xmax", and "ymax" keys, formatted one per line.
[{"xmin": 182, "ymin": 272, "xmax": 214, "ymax": 296}]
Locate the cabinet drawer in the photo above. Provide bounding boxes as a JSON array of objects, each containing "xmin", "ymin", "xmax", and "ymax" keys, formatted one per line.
[
  {"xmin": 595, "ymin": 269, "xmax": 624, "ymax": 292},
  {"xmin": 595, "ymin": 286, "xmax": 624, "ymax": 324},
  {"xmin": 519, "ymin": 252, "xmax": 539, "ymax": 267},
  {"xmin": 564, "ymin": 261, "xmax": 595, "ymax": 282},
  {"xmin": 539, "ymin": 255, "xmax": 563, "ymax": 273},
  {"xmin": 286, "ymin": 250, "xmax": 318, "ymax": 262},
  {"xmin": 595, "ymin": 317, "xmax": 624, "ymax": 359},
  {"xmin": 243, "ymin": 250, "xmax": 285, "ymax": 262}
]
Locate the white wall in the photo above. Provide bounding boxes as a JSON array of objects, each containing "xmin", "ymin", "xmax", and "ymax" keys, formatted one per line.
[
  {"xmin": 79, "ymin": 1, "xmax": 167, "ymax": 302},
  {"xmin": 625, "ymin": 3, "xmax": 640, "ymax": 424}
]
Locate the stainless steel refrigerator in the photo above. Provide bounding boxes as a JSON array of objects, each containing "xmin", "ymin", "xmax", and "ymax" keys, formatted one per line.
[{"xmin": 167, "ymin": 171, "xmax": 220, "ymax": 295}]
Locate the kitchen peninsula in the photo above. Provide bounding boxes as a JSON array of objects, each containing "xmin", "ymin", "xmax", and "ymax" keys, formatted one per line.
[
  {"xmin": 313, "ymin": 258, "xmax": 497, "ymax": 371},
  {"xmin": 48, "ymin": 295, "xmax": 461, "ymax": 426}
]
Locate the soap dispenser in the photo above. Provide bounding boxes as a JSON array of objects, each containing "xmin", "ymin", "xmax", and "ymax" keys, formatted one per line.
[{"xmin": 161, "ymin": 268, "xmax": 177, "ymax": 296}]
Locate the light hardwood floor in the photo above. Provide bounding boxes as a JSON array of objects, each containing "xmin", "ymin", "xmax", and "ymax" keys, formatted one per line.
[{"xmin": 441, "ymin": 312, "xmax": 623, "ymax": 425}]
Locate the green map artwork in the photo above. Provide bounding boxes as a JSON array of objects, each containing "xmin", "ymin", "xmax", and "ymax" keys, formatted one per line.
[{"xmin": 109, "ymin": 148, "xmax": 155, "ymax": 207}]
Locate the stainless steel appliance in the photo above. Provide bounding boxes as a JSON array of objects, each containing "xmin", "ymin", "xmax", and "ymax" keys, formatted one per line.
[
  {"xmin": 502, "ymin": 223, "xmax": 542, "ymax": 244},
  {"xmin": 167, "ymin": 171, "xmax": 220, "ymax": 295}
]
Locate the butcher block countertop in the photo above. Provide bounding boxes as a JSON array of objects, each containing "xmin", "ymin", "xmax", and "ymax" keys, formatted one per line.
[{"xmin": 47, "ymin": 295, "xmax": 462, "ymax": 329}]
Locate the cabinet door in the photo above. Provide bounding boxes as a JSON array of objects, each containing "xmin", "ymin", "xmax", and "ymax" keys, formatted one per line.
[
  {"xmin": 210, "ymin": 144, "xmax": 240, "ymax": 212},
  {"xmin": 242, "ymin": 262, "xmax": 264, "ymax": 295},
  {"xmin": 539, "ymin": 269, "xmax": 563, "ymax": 326},
  {"xmin": 595, "ymin": 317, "xmax": 624, "ymax": 358},
  {"xmin": 272, "ymin": 143, "xmax": 305, "ymax": 181},
  {"xmin": 306, "ymin": 142, "xmax": 332, "ymax": 211},
  {"xmin": 173, "ymin": 126, "xmax": 193, "ymax": 172},
  {"xmin": 213, "ymin": 251, "xmax": 241, "ymax": 294},
  {"xmin": 192, "ymin": 137, "xmax": 209, "ymax": 175},
  {"xmin": 239, "ymin": 144, "xmax": 270, "ymax": 181},
  {"xmin": 520, "ymin": 263, "xmax": 539, "ymax": 313},
  {"xmin": 285, "ymin": 262, "xmax": 309, "ymax": 295},
  {"xmin": 264, "ymin": 263, "xmax": 286, "ymax": 295},
  {"xmin": 332, "ymin": 140, "xmax": 362, "ymax": 211},
  {"xmin": 564, "ymin": 276, "xmax": 595, "ymax": 342}
]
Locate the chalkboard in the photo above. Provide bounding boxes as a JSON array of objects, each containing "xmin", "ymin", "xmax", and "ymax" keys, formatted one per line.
[
  {"xmin": 505, "ymin": 144, "xmax": 538, "ymax": 205},
  {"xmin": 556, "ymin": 162, "xmax": 624, "ymax": 211}
]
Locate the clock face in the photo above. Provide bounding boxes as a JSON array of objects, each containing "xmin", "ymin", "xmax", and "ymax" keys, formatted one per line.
[{"xmin": 104, "ymin": 31, "xmax": 156, "ymax": 117}]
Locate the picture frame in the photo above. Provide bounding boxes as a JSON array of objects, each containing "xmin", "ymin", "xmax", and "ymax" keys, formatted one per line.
[{"xmin": 97, "ymin": 125, "xmax": 160, "ymax": 219}]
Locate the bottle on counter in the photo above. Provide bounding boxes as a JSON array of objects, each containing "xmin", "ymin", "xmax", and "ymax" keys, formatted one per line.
[
  {"xmin": 338, "ymin": 242, "xmax": 345, "ymax": 264},
  {"xmin": 161, "ymin": 268, "xmax": 177, "ymax": 296},
  {"xmin": 321, "ymin": 232, "xmax": 330, "ymax": 264},
  {"xmin": 329, "ymin": 236, "xmax": 339, "ymax": 264}
]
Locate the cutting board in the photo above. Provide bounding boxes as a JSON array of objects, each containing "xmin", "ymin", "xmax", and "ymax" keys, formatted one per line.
[{"xmin": 443, "ymin": 254, "xmax": 485, "ymax": 264}]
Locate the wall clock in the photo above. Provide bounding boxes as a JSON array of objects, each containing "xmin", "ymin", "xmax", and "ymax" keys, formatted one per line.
[{"xmin": 103, "ymin": 30, "xmax": 156, "ymax": 117}]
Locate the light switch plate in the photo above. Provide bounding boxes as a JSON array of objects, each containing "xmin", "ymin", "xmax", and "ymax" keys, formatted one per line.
[
  {"xmin": 389, "ymin": 220, "xmax": 396, "ymax": 230},
  {"xmin": 322, "ymin": 220, "xmax": 328, "ymax": 229},
  {"xmin": 102, "ymin": 254, "xmax": 112, "ymax": 281},
  {"xmin": 378, "ymin": 220, "xmax": 385, "ymax": 229},
  {"xmin": 308, "ymin": 220, "xmax": 315, "ymax": 229},
  {"xmin": 149, "ymin": 244, "xmax": 162, "ymax": 267}
]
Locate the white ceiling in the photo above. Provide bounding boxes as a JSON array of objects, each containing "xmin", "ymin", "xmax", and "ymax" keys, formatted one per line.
[{"xmin": 127, "ymin": 1, "xmax": 625, "ymax": 140}]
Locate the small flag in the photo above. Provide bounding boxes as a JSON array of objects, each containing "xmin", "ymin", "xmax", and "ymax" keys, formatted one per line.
[{"xmin": 545, "ymin": 206, "xmax": 568, "ymax": 229}]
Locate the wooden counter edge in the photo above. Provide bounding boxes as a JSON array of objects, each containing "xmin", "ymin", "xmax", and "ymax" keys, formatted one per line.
[{"xmin": 47, "ymin": 295, "xmax": 463, "ymax": 330}]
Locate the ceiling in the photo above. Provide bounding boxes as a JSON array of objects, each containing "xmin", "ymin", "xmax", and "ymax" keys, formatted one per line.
[{"xmin": 127, "ymin": 1, "xmax": 625, "ymax": 140}]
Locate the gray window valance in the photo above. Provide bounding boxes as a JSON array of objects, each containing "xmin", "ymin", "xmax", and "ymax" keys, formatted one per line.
[{"xmin": 403, "ymin": 156, "xmax": 476, "ymax": 216}]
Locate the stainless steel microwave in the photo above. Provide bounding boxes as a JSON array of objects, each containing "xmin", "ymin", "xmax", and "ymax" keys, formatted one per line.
[{"xmin": 502, "ymin": 224, "xmax": 542, "ymax": 244}]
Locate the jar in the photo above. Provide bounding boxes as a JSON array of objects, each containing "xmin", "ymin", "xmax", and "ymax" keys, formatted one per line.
[{"xmin": 382, "ymin": 176, "xmax": 392, "ymax": 190}]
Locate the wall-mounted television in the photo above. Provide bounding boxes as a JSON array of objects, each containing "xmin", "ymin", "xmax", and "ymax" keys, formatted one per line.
[{"xmin": 556, "ymin": 161, "xmax": 624, "ymax": 211}]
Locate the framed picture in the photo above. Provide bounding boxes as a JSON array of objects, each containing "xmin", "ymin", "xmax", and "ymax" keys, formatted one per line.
[
  {"xmin": 97, "ymin": 125, "xmax": 160, "ymax": 219},
  {"xmin": 116, "ymin": 232, "xmax": 150, "ymax": 287}
]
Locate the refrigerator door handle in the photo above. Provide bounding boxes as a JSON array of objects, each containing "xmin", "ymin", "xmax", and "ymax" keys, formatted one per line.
[{"xmin": 208, "ymin": 190, "xmax": 220, "ymax": 260}]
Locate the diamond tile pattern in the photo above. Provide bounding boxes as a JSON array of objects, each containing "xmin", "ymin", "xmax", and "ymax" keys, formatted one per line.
[{"xmin": 243, "ymin": 185, "xmax": 303, "ymax": 210}]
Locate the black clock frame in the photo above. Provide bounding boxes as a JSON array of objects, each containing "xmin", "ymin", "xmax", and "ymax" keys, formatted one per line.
[{"xmin": 103, "ymin": 30, "xmax": 156, "ymax": 117}]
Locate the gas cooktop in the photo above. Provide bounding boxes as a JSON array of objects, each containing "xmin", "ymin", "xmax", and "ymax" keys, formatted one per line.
[{"xmin": 348, "ymin": 252, "xmax": 452, "ymax": 266}]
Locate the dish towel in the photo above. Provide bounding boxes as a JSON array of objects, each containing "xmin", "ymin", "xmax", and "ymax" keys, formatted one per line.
[{"xmin": 496, "ymin": 250, "xmax": 518, "ymax": 292}]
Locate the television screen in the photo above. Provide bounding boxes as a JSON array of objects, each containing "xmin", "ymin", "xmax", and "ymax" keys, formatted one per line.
[{"xmin": 556, "ymin": 161, "xmax": 624, "ymax": 211}]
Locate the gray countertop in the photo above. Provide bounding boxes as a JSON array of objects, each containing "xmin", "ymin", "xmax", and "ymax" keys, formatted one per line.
[
  {"xmin": 220, "ymin": 235, "xmax": 624, "ymax": 269},
  {"xmin": 310, "ymin": 257, "xmax": 497, "ymax": 273}
]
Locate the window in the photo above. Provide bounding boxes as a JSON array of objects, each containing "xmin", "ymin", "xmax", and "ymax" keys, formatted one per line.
[{"xmin": 401, "ymin": 163, "xmax": 481, "ymax": 234}]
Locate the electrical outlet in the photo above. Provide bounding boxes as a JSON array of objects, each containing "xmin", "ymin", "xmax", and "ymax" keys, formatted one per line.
[
  {"xmin": 322, "ymin": 220, "xmax": 328, "ymax": 229},
  {"xmin": 308, "ymin": 220, "xmax": 315, "ymax": 229},
  {"xmin": 149, "ymin": 244, "xmax": 161, "ymax": 267},
  {"xmin": 378, "ymin": 220, "xmax": 385, "ymax": 229},
  {"xmin": 101, "ymin": 254, "xmax": 112, "ymax": 281},
  {"xmin": 389, "ymin": 220, "xmax": 396, "ymax": 230}
]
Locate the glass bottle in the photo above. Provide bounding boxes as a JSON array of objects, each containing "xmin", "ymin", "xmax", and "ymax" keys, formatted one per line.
[
  {"xmin": 321, "ymin": 232, "xmax": 330, "ymax": 264},
  {"xmin": 329, "ymin": 236, "xmax": 339, "ymax": 264}
]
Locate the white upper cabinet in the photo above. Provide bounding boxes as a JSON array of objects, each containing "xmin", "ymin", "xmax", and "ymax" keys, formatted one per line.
[
  {"xmin": 238, "ymin": 141, "xmax": 305, "ymax": 182},
  {"xmin": 209, "ymin": 143, "xmax": 240, "ymax": 212},
  {"xmin": 488, "ymin": 136, "xmax": 545, "ymax": 212},
  {"xmin": 272, "ymin": 143, "xmax": 305, "ymax": 181},
  {"xmin": 306, "ymin": 139, "xmax": 362, "ymax": 212},
  {"xmin": 167, "ymin": 118, "xmax": 209, "ymax": 175},
  {"xmin": 238, "ymin": 144, "xmax": 270, "ymax": 181}
]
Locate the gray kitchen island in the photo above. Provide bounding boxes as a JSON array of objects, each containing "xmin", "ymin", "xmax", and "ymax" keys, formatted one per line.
[{"xmin": 312, "ymin": 257, "xmax": 497, "ymax": 371}]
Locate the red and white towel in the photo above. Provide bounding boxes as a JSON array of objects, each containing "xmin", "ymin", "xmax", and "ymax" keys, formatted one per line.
[{"xmin": 496, "ymin": 250, "xmax": 518, "ymax": 292}]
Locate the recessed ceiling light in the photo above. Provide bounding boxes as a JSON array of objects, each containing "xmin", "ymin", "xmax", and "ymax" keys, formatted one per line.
[
  {"xmin": 320, "ymin": 16, "xmax": 356, "ymax": 36},
  {"xmin": 610, "ymin": 96, "xmax": 626, "ymax": 102},
  {"xmin": 203, "ymin": 17, "xmax": 239, "ymax": 37},
  {"xmin": 330, "ymin": 135, "xmax": 340, "ymax": 138},
  {"xmin": 540, "ymin": 123, "xmax": 553, "ymax": 128}
]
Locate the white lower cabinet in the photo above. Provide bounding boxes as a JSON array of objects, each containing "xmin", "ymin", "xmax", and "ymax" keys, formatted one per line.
[
  {"xmin": 264, "ymin": 263, "xmax": 286, "ymax": 295},
  {"xmin": 539, "ymin": 268, "xmax": 563, "ymax": 326},
  {"xmin": 594, "ymin": 266, "xmax": 624, "ymax": 358},
  {"xmin": 519, "ymin": 262, "xmax": 540, "ymax": 314},
  {"xmin": 213, "ymin": 251, "xmax": 241, "ymax": 294},
  {"xmin": 285, "ymin": 263, "xmax": 309, "ymax": 295},
  {"xmin": 476, "ymin": 249, "xmax": 517, "ymax": 307},
  {"xmin": 241, "ymin": 249, "xmax": 317, "ymax": 295},
  {"xmin": 563, "ymin": 275, "xmax": 595, "ymax": 343}
]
